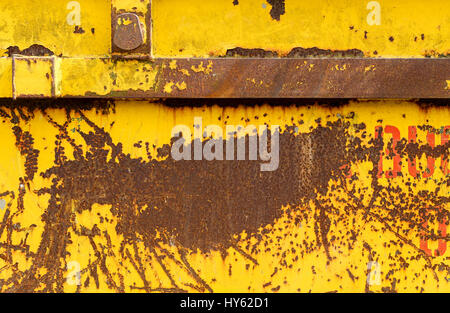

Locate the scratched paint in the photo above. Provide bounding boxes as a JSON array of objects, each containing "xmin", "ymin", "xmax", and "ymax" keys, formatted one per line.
[{"xmin": 0, "ymin": 99, "xmax": 448, "ymax": 293}]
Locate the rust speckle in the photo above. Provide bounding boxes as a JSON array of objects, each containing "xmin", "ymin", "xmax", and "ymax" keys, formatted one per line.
[{"xmin": 74, "ymin": 26, "xmax": 86, "ymax": 34}]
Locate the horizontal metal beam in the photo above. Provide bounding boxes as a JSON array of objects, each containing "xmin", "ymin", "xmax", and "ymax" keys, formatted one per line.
[
  {"xmin": 2, "ymin": 57, "xmax": 449, "ymax": 99},
  {"xmin": 142, "ymin": 58, "xmax": 450, "ymax": 99}
]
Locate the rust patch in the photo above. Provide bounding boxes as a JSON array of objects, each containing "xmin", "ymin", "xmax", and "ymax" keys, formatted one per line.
[
  {"xmin": 286, "ymin": 47, "xmax": 364, "ymax": 58},
  {"xmin": 74, "ymin": 26, "xmax": 86, "ymax": 34},
  {"xmin": 226, "ymin": 48, "xmax": 279, "ymax": 58},
  {"xmin": 266, "ymin": 0, "xmax": 285, "ymax": 21},
  {"xmin": 7, "ymin": 44, "xmax": 54, "ymax": 57},
  {"xmin": 225, "ymin": 47, "xmax": 365, "ymax": 58},
  {"xmin": 12, "ymin": 126, "xmax": 39, "ymax": 182}
]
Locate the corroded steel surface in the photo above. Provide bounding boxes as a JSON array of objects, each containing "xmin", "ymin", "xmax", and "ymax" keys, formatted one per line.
[
  {"xmin": 1, "ymin": 58, "xmax": 449, "ymax": 98},
  {"xmin": 0, "ymin": 99, "xmax": 447, "ymax": 292},
  {"xmin": 116, "ymin": 58, "xmax": 449, "ymax": 98},
  {"xmin": 0, "ymin": 0, "xmax": 448, "ymax": 295}
]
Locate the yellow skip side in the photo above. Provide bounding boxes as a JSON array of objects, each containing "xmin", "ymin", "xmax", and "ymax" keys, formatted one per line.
[{"xmin": 0, "ymin": 100, "xmax": 448, "ymax": 293}]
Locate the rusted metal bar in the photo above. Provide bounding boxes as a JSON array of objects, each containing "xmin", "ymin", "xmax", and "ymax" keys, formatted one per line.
[{"xmin": 82, "ymin": 58, "xmax": 450, "ymax": 99}]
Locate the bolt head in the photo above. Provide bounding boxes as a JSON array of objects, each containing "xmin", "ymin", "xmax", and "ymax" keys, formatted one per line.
[{"xmin": 113, "ymin": 13, "xmax": 144, "ymax": 51}]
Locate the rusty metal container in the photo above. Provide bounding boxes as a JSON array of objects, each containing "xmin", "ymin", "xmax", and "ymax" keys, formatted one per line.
[{"xmin": 0, "ymin": 0, "xmax": 448, "ymax": 293}]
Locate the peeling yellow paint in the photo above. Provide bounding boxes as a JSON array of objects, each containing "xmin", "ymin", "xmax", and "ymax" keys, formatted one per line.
[
  {"xmin": 169, "ymin": 60, "xmax": 177, "ymax": 70},
  {"xmin": 365, "ymin": 65, "xmax": 376, "ymax": 72},
  {"xmin": 246, "ymin": 78, "xmax": 265, "ymax": 86},
  {"xmin": 191, "ymin": 61, "xmax": 213, "ymax": 74},
  {"xmin": 59, "ymin": 58, "xmax": 159, "ymax": 96},
  {"xmin": 163, "ymin": 80, "xmax": 187, "ymax": 93},
  {"xmin": 178, "ymin": 68, "xmax": 190, "ymax": 76},
  {"xmin": 175, "ymin": 81, "xmax": 187, "ymax": 90},
  {"xmin": 334, "ymin": 64, "xmax": 348, "ymax": 71},
  {"xmin": 112, "ymin": 60, "xmax": 158, "ymax": 92},
  {"xmin": 164, "ymin": 82, "xmax": 175, "ymax": 93}
]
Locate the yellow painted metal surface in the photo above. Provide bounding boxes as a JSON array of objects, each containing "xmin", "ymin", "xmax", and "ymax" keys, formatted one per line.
[
  {"xmin": 13, "ymin": 58, "xmax": 54, "ymax": 97},
  {"xmin": 0, "ymin": 0, "xmax": 111, "ymax": 57},
  {"xmin": 152, "ymin": 0, "xmax": 449, "ymax": 58},
  {"xmin": 0, "ymin": 58, "xmax": 160, "ymax": 98},
  {"xmin": 0, "ymin": 0, "xmax": 447, "ymax": 59},
  {"xmin": 0, "ymin": 100, "xmax": 448, "ymax": 292},
  {"xmin": 0, "ymin": 58, "xmax": 12, "ymax": 98},
  {"xmin": 59, "ymin": 58, "xmax": 157, "ymax": 96},
  {"xmin": 0, "ymin": 0, "xmax": 447, "ymax": 98}
]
